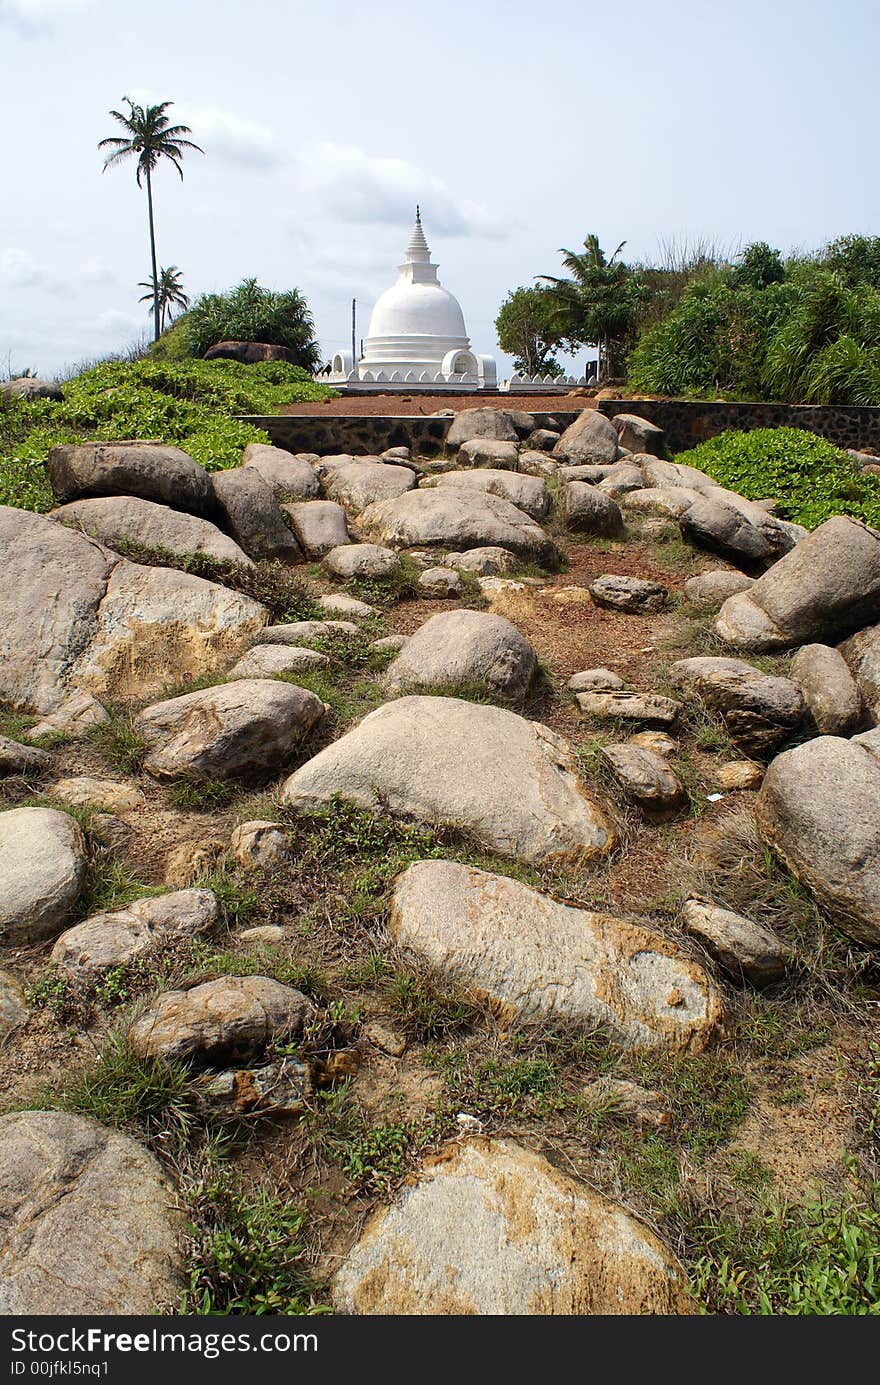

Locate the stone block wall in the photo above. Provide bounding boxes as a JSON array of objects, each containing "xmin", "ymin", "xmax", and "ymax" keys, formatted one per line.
[
  {"xmin": 237, "ymin": 412, "xmax": 579, "ymax": 457},
  {"xmin": 597, "ymin": 399, "xmax": 880, "ymax": 456}
]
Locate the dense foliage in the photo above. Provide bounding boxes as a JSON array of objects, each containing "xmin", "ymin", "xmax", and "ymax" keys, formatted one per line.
[
  {"xmin": 628, "ymin": 235, "xmax": 880, "ymax": 404},
  {"xmin": 539, "ymin": 235, "xmax": 646, "ymax": 379},
  {"xmin": 494, "ymin": 286, "xmax": 567, "ymax": 377},
  {"xmin": 184, "ymin": 278, "xmax": 322, "ymax": 369},
  {"xmin": 676, "ymin": 426, "xmax": 880, "ymax": 529},
  {"xmin": 0, "ymin": 357, "xmax": 335, "ymax": 511}
]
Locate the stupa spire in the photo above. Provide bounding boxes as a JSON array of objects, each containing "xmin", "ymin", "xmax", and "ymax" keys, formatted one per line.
[{"xmin": 404, "ymin": 208, "xmax": 431, "ymax": 264}]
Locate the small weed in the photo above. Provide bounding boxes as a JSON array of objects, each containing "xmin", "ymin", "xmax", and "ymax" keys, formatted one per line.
[
  {"xmin": 86, "ymin": 709, "xmax": 148, "ymax": 774},
  {"xmin": 171, "ymin": 778, "xmax": 240, "ymax": 812},
  {"xmin": 385, "ymin": 964, "xmax": 486, "ymax": 1040},
  {"xmin": 344, "ymin": 554, "xmax": 421, "ymax": 607},
  {"xmin": 78, "ymin": 854, "xmax": 159, "ymax": 920},
  {"xmin": 192, "ymin": 862, "xmax": 259, "ymax": 930},
  {"xmin": 26, "ymin": 961, "xmax": 152, "ymax": 1025},
  {"xmin": 341, "ymin": 1119, "xmax": 413, "ymax": 1195}
]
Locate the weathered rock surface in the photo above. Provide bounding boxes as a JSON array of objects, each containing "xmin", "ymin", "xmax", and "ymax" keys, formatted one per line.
[
  {"xmin": 576, "ymin": 689, "xmax": 682, "ymax": 725},
  {"xmin": 839, "ymin": 622, "xmax": 880, "ymax": 723},
  {"xmin": 211, "ymin": 468, "xmax": 303, "ymax": 562},
  {"xmin": 527, "ymin": 428, "xmax": 560, "ymax": 452},
  {"xmin": 333, "ymin": 1138, "xmax": 691, "ymax": 1314},
  {"xmin": 422, "ymin": 468, "xmax": 550, "ymax": 520},
  {"xmin": 48, "ymin": 775, "xmax": 144, "ymax": 815},
  {"xmin": 601, "ymin": 744, "xmax": 687, "ymax": 816},
  {"xmin": 714, "ymin": 760, "xmax": 764, "ymax": 791},
  {"xmin": 282, "ymin": 696, "xmax": 615, "ymax": 866},
  {"xmin": 230, "ymin": 821, "xmax": 291, "ymax": 871},
  {"xmin": 678, "ymin": 493, "xmax": 782, "ymax": 568},
  {"xmin": 568, "ymin": 668, "xmax": 624, "ymax": 692},
  {"xmin": 256, "ymin": 618, "xmax": 357, "ymax": 646},
  {"xmin": 240, "ymin": 442, "xmax": 320, "ymax": 500},
  {"xmin": 0, "ymin": 1111, "xmax": 182, "ymax": 1314},
  {"xmin": 681, "ymin": 897, "xmax": 789, "ymax": 986},
  {"xmin": 51, "ymin": 890, "xmax": 219, "ymax": 973},
  {"xmin": 0, "ymin": 736, "xmax": 51, "ymax": 776},
  {"xmin": 669, "ymin": 656, "xmax": 805, "ymax": 755},
  {"xmin": 317, "ymin": 593, "xmax": 377, "ymax": 618},
  {"xmin": 1, "ymin": 376, "xmax": 63, "ymax": 402},
  {"xmin": 129, "ymin": 975, "xmax": 312, "ymax": 1063},
  {"xmin": 323, "ymin": 459, "xmax": 416, "ymax": 513},
  {"xmin": 444, "ymin": 546, "xmax": 516, "ymax": 575},
  {"xmin": 136, "ymin": 679, "xmax": 324, "ymax": 780},
  {"xmin": 757, "ymin": 735, "xmax": 880, "ymax": 945},
  {"xmin": 47, "ymin": 441, "xmax": 213, "ymax": 516},
  {"xmin": 282, "ymin": 500, "xmax": 350, "ymax": 557},
  {"xmin": 791, "ymin": 643, "xmax": 863, "ymax": 736},
  {"xmin": 0, "ymin": 971, "xmax": 27, "ymax": 1038},
  {"xmin": 597, "ymin": 461, "xmax": 646, "ymax": 497},
  {"xmin": 384, "ymin": 610, "xmax": 537, "ymax": 700},
  {"xmin": 446, "ymin": 408, "xmax": 519, "ymax": 448},
  {"xmin": 52, "ymin": 496, "xmax": 251, "ymax": 566},
  {"xmin": 29, "ymin": 691, "xmax": 109, "ymax": 740},
  {"xmin": 456, "ymin": 438, "xmax": 521, "ymax": 470},
  {"xmin": 716, "ymin": 516, "xmax": 880, "ymax": 650},
  {"xmin": 553, "ymin": 410, "xmax": 620, "ymax": 465},
  {"xmin": 392, "ymin": 860, "xmax": 720, "ymax": 1048},
  {"xmin": 612, "ymin": 413, "xmax": 665, "ymax": 456},
  {"xmin": 359, "ymin": 489, "xmax": 559, "ymax": 567},
  {"xmin": 0, "ymin": 807, "xmax": 86, "ymax": 944},
  {"xmin": 226, "ymin": 644, "xmax": 330, "ymax": 679},
  {"xmin": 417, "ymin": 566, "xmax": 463, "ymax": 597},
  {"xmin": 589, "ymin": 574, "xmax": 667, "ymax": 614},
  {"xmin": 564, "ymin": 482, "xmax": 626, "ymax": 536},
  {"xmin": 684, "ymin": 570, "xmax": 756, "ymax": 611},
  {"xmin": 323, "ymin": 543, "xmax": 401, "ymax": 580}
]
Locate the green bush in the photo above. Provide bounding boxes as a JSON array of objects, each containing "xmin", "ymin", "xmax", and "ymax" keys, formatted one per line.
[
  {"xmin": 184, "ymin": 278, "xmax": 321, "ymax": 369},
  {"xmin": 0, "ymin": 357, "xmax": 335, "ymax": 511},
  {"xmin": 675, "ymin": 427, "xmax": 880, "ymax": 529}
]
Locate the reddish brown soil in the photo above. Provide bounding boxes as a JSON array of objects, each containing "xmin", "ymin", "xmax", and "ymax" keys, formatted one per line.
[{"xmin": 280, "ymin": 392, "xmax": 596, "ymax": 417}]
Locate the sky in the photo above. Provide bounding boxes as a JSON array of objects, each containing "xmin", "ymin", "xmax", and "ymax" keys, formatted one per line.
[{"xmin": 1, "ymin": 0, "xmax": 879, "ymax": 379}]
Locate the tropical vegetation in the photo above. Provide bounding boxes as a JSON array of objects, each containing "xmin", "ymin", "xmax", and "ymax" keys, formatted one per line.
[
  {"xmin": 494, "ymin": 285, "xmax": 568, "ymax": 377},
  {"xmin": 180, "ymin": 278, "xmax": 322, "ymax": 370},
  {"xmin": 138, "ymin": 265, "xmax": 189, "ymax": 332}
]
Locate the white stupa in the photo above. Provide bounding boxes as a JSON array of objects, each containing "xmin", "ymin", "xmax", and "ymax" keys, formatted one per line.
[{"xmin": 324, "ymin": 210, "xmax": 497, "ymax": 390}]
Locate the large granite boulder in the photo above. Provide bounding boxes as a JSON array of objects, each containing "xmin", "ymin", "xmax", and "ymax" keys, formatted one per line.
[
  {"xmin": 211, "ymin": 468, "xmax": 303, "ymax": 562},
  {"xmin": 282, "ymin": 696, "xmax": 615, "ymax": 866},
  {"xmin": 204, "ymin": 340, "xmax": 300, "ymax": 363},
  {"xmin": 282, "ymin": 500, "xmax": 350, "ymax": 557},
  {"xmin": 1, "ymin": 376, "xmax": 63, "ymax": 402},
  {"xmin": 47, "ymin": 441, "xmax": 214, "ymax": 517},
  {"xmin": 684, "ymin": 570, "xmax": 756, "ymax": 611},
  {"xmin": 0, "ymin": 1111, "xmax": 182, "ymax": 1315},
  {"xmin": 563, "ymin": 482, "xmax": 626, "ymax": 536},
  {"xmin": 456, "ymin": 439, "xmax": 521, "ymax": 470},
  {"xmin": 611, "ymin": 412, "xmax": 665, "ymax": 456},
  {"xmin": 446, "ymin": 408, "xmax": 519, "ymax": 448},
  {"xmin": 51, "ymin": 496, "xmax": 251, "ymax": 566},
  {"xmin": 421, "ymin": 469, "xmax": 550, "ymax": 520},
  {"xmin": 757, "ymin": 735, "xmax": 880, "ymax": 945},
  {"xmin": 669, "ymin": 656, "xmax": 805, "ymax": 755},
  {"xmin": 241, "ymin": 442, "xmax": 320, "ymax": 500},
  {"xmin": 359, "ymin": 489, "xmax": 560, "ymax": 568},
  {"xmin": 839, "ymin": 622, "xmax": 880, "ymax": 724},
  {"xmin": 333, "ymin": 1139, "xmax": 691, "ymax": 1315},
  {"xmin": 0, "ymin": 806, "xmax": 87, "ymax": 944},
  {"xmin": 552, "ymin": 410, "xmax": 620, "ymax": 465},
  {"xmin": 323, "ymin": 459, "xmax": 416, "ymax": 513},
  {"xmin": 716, "ymin": 517, "xmax": 880, "ymax": 650},
  {"xmin": 792, "ymin": 643, "xmax": 863, "ymax": 735},
  {"xmin": 129, "ymin": 975, "xmax": 313, "ymax": 1063},
  {"xmin": 384, "ymin": 610, "xmax": 538, "ymax": 700},
  {"xmin": 135, "ymin": 679, "xmax": 324, "ymax": 780},
  {"xmin": 391, "ymin": 861, "xmax": 721, "ymax": 1049}
]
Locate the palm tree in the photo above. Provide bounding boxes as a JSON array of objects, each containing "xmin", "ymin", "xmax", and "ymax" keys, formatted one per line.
[
  {"xmin": 539, "ymin": 235, "xmax": 645, "ymax": 381},
  {"xmin": 138, "ymin": 265, "xmax": 189, "ymax": 332},
  {"xmin": 99, "ymin": 98, "xmax": 203, "ymax": 341}
]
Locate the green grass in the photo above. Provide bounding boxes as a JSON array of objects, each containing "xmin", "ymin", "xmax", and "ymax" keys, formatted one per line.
[
  {"xmin": 86, "ymin": 708, "xmax": 148, "ymax": 773},
  {"xmin": 384, "ymin": 963, "xmax": 486, "ymax": 1040},
  {"xmin": 47, "ymin": 1031, "xmax": 200, "ymax": 1138},
  {"xmin": 171, "ymin": 779, "xmax": 241, "ymax": 813},
  {"xmin": 343, "ymin": 554, "xmax": 422, "ymax": 607}
]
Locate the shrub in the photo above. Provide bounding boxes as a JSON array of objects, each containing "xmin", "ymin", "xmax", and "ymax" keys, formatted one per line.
[
  {"xmin": 184, "ymin": 278, "xmax": 321, "ymax": 369},
  {"xmin": 675, "ymin": 427, "xmax": 880, "ymax": 529}
]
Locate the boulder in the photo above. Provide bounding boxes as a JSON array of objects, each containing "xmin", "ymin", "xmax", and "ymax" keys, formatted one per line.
[
  {"xmin": 560, "ymin": 463, "xmax": 619, "ymax": 483},
  {"xmin": 51, "ymin": 889, "xmax": 219, "ymax": 973},
  {"xmin": 456, "ymin": 439, "xmax": 520, "ymax": 470},
  {"xmin": 839, "ymin": 622, "xmax": 880, "ymax": 723},
  {"xmin": 359, "ymin": 489, "xmax": 559, "ymax": 568},
  {"xmin": 601, "ymin": 744, "xmax": 687, "ymax": 817},
  {"xmin": 669, "ymin": 656, "xmax": 804, "ymax": 755},
  {"xmin": 589, "ymin": 574, "xmax": 667, "ymax": 615},
  {"xmin": 0, "ymin": 807, "xmax": 86, "ymax": 944},
  {"xmin": 390, "ymin": 860, "xmax": 720, "ymax": 1047},
  {"xmin": 211, "ymin": 468, "xmax": 303, "ymax": 562},
  {"xmin": 628, "ymin": 730, "xmax": 679, "ymax": 756},
  {"xmin": 678, "ymin": 493, "xmax": 782, "ymax": 568},
  {"xmin": 47, "ymin": 441, "xmax": 213, "ymax": 517},
  {"xmin": 129, "ymin": 975, "xmax": 313, "ymax": 1063},
  {"xmin": 518, "ymin": 451, "xmax": 559, "ymax": 479},
  {"xmin": 526, "ymin": 428, "xmax": 560, "ymax": 452},
  {"xmin": 1, "ymin": 375, "xmax": 62, "ymax": 402},
  {"xmin": 323, "ymin": 459, "xmax": 417, "ymax": 513},
  {"xmin": 281, "ymin": 695, "xmax": 616, "ymax": 866},
  {"xmin": 241, "ymin": 442, "xmax": 320, "ymax": 501},
  {"xmin": 443, "ymin": 546, "xmax": 516, "ymax": 576},
  {"xmin": 757, "ymin": 735, "xmax": 880, "ymax": 945},
  {"xmin": 226, "ymin": 644, "xmax": 330, "ymax": 679},
  {"xmin": 417, "ymin": 566, "xmax": 463, "ymax": 597},
  {"xmin": 611, "ymin": 413, "xmax": 665, "ymax": 456},
  {"xmin": 372, "ymin": 633, "xmax": 408, "ymax": 652},
  {"xmin": 256, "ymin": 618, "xmax": 358, "ymax": 646},
  {"xmin": 332, "ymin": 1138, "xmax": 691, "ymax": 1315},
  {"xmin": 714, "ymin": 760, "xmax": 764, "ymax": 791},
  {"xmin": 716, "ymin": 516, "xmax": 880, "ymax": 650},
  {"xmin": 681, "ymin": 897, "xmax": 789, "ymax": 986},
  {"xmin": 48, "ymin": 776, "xmax": 144, "ymax": 815},
  {"xmin": 421, "ymin": 469, "xmax": 550, "ymax": 520},
  {"xmin": 282, "ymin": 500, "xmax": 350, "ymax": 557},
  {"xmin": 576, "ymin": 690, "xmax": 682, "ymax": 725},
  {"xmin": 568, "ymin": 668, "xmax": 624, "ymax": 692},
  {"xmin": 0, "ymin": 971, "xmax": 27, "ymax": 1039},
  {"xmin": 621, "ymin": 487, "xmax": 695, "ymax": 520},
  {"xmin": 563, "ymin": 483, "xmax": 626, "ymax": 537},
  {"xmin": 552, "ymin": 410, "xmax": 620, "ymax": 465},
  {"xmin": 204, "ymin": 340, "xmax": 300, "ymax": 363},
  {"xmin": 684, "ymin": 570, "xmax": 756, "ymax": 611},
  {"xmin": 384, "ymin": 610, "xmax": 537, "ymax": 700},
  {"xmin": 792, "ymin": 643, "xmax": 863, "ymax": 736},
  {"xmin": 0, "ymin": 736, "xmax": 52, "ymax": 776},
  {"xmin": 230, "ymin": 820, "xmax": 291, "ymax": 871},
  {"xmin": 446, "ymin": 408, "xmax": 519, "ymax": 448},
  {"xmin": 0, "ymin": 1111, "xmax": 182, "ymax": 1314},
  {"xmin": 323, "ymin": 543, "xmax": 401, "ymax": 580},
  {"xmin": 28, "ymin": 691, "xmax": 109, "ymax": 740},
  {"xmin": 382, "ymin": 446, "xmax": 411, "ymax": 461},
  {"xmin": 135, "ymin": 679, "xmax": 325, "ymax": 780},
  {"xmin": 597, "ymin": 462, "xmax": 646, "ymax": 497},
  {"xmin": 52, "ymin": 496, "xmax": 251, "ymax": 566}
]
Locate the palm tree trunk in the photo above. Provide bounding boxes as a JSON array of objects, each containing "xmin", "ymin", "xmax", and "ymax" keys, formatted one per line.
[{"xmin": 145, "ymin": 166, "xmax": 160, "ymax": 342}]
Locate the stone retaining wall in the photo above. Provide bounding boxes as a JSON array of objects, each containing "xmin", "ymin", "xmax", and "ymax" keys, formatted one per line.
[
  {"xmin": 597, "ymin": 400, "xmax": 880, "ymax": 456},
  {"xmin": 236, "ymin": 412, "xmax": 580, "ymax": 457}
]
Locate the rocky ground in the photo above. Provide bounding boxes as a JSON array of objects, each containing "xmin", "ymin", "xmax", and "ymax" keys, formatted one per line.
[{"xmin": 1, "ymin": 404, "xmax": 879, "ymax": 1316}]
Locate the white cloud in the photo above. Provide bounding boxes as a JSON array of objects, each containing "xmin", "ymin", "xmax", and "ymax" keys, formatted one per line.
[
  {"xmin": 92, "ymin": 307, "xmax": 143, "ymax": 336},
  {"xmin": 0, "ymin": 0, "xmax": 94, "ymax": 32},
  {"xmin": 296, "ymin": 142, "xmax": 507, "ymax": 240},
  {"xmin": 126, "ymin": 89, "xmax": 280, "ymax": 170}
]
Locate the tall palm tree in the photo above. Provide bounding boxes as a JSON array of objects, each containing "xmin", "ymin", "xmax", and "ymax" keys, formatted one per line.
[
  {"xmin": 99, "ymin": 98, "xmax": 203, "ymax": 341},
  {"xmin": 138, "ymin": 265, "xmax": 189, "ymax": 332},
  {"xmin": 539, "ymin": 235, "xmax": 644, "ymax": 381}
]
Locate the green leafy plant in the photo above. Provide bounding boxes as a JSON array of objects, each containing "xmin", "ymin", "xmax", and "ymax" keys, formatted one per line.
[{"xmin": 184, "ymin": 278, "xmax": 322, "ymax": 370}]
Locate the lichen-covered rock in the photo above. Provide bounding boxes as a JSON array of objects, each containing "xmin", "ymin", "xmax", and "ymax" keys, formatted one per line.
[
  {"xmin": 48, "ymin": 775, "xmax": 144, "ymax": 816},
  {"xmin": 601, "ymin": 743, "xmax": 688, "ymax": 817},
  {"xmin": 333, "ymin": 1138, "xmax": 692, "ymax": 1315},
  {"xmin": 129, "ymin": 975, "xmax": 313, "ymax": 1063},
  {"xmin": 230, "ymin": 820, "xmax": 292, "ymax": 871},
  {"xmin": 681, "ymin": 897, "xmax": 789, "ymax": 986},
  {"xmin": 0, "ymin": 807, "xmax": 86, "ymax": 944},
  {"xmin": 443, "ymin": 546, "xmax": 516, "ymax": 576},
  {"xmin": 417, "ymin": 566, "xmax": 463, "ymax": 597},
  {"xmin": 0, "ymin": 1112, "xmax": 182, "ymax": 1314}
]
